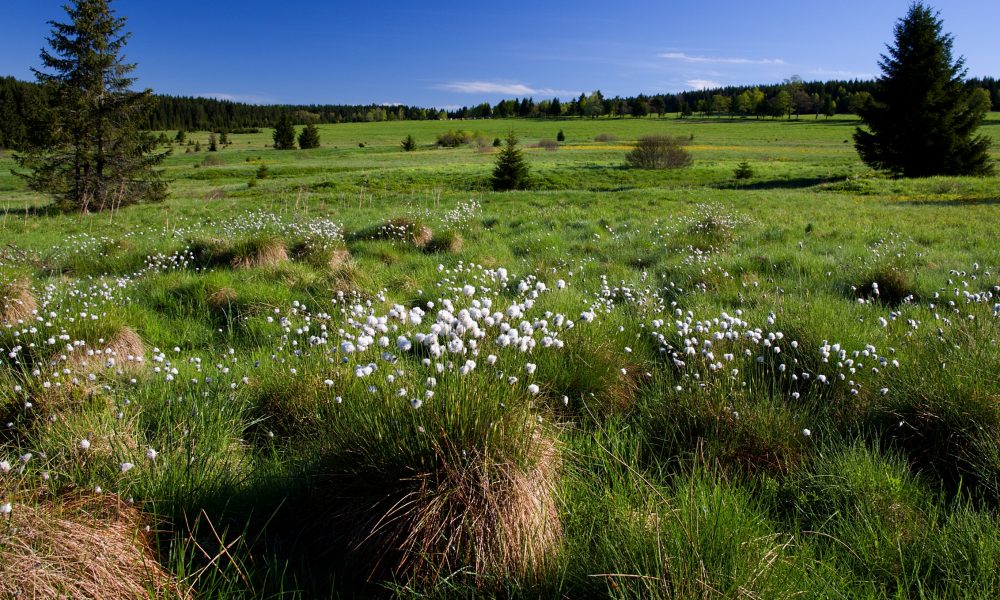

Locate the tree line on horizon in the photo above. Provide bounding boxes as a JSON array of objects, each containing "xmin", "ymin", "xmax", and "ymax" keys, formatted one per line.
[{"xmin": 3, "ymin": 74, "xmax": 999, "ymax": 150}]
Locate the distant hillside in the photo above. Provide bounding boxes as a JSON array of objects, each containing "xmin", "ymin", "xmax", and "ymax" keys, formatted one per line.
[{"xmin": 2, "ymin": 75, "xmax": 998, "ymax": 149}]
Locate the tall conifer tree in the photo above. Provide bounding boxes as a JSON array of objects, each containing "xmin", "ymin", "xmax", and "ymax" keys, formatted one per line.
[
  {"xmin": 15, "ymin": 0, "xmax": 167, "ymax": 212},
  {"xmin": 272, "ymin": 114, "xmax": 297, "ymax": 150},
  {"xmin": 297, "ymin": 123, "xmax": 321, "ymax": 149},
  {"xmin": 854, "ymin": 3, "xmax": 993, "ymax": 177}
]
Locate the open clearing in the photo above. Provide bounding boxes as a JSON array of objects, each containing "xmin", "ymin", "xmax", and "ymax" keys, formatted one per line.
[{"xmin": 2, "ymin": 115, "xmax": 1000, "ymax": 598}]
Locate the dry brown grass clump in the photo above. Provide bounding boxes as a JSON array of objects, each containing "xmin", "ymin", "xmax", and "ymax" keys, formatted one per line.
[
  {"xmin": 312, "ymin": 435, "xmax": 562, "ymax": 587},
  {"xmin": 327, "ymin": 248, "xmax": 352, "ymax": 270},
  {"xmin": 1, "ymin": 280, "xmax": 37, "ymax": 325},
  {"xmin": 62, "ymin": 326, "xmax": 145, "ymax": 377},
  {"xmin": 230, "ymin": 237, "xmax": 289, "ymax": 269},
  {"xmin": 207, "ymin": 286, "xmax": 238, "ymax": 308},
  {"xmin": 0, "ymin": 493, "xmax": 186, "ymax": 599}
]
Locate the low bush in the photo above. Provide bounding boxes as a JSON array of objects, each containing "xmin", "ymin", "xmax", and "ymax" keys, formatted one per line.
[
  {"xmin": 625, "ymin": 135, "xmax": 693, "ymax": 169},
  {"xmin": 436, "ymin": 130, "xmax": 472, "ymax": 148}
]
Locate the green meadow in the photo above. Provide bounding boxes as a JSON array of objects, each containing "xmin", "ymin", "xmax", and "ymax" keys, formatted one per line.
[{"xmin": 2, "ymin": 114, "xmax": 1000, "ymax": 598}]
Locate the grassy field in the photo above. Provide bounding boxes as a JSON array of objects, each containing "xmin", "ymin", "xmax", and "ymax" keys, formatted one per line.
[{"xmin": 2, "ymin": 114, "xmax": 1000, "ymax": 598}]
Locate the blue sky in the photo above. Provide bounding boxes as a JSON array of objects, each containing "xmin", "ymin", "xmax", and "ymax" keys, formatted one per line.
[{"xmin": 1, "ymin": 1, "xmax": 997, "ymax": 108}]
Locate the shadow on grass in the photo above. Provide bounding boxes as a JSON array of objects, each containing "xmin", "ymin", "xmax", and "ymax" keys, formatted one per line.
[
  {"xmin": 716, "ymin": 176, "xmax": 838, "ymax": 190},
  {"xmin": 2, "ymin": 203, "xmax": 61, "ymax": 217},
  {"xmin": 898, "ymin": 196, "xmax": 1000, "ymax": 207}
]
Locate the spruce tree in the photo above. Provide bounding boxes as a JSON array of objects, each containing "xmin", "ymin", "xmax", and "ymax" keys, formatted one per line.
[
  {"xmin": 854, "ymin": 3, "xmax": 993, "ymax": 177},
  {"xmin": 272, "ymin": 114, "xmax": 296, "ymax": 150},
  {"xmin": 14, "ymin": 0, "xmax": 167, "ymax": 212},
  {"xmin": 208, "ymin": 132, "xmax": 218, "ymax": 152},
  {"xmin": 491, "ymin": 131, "xmax": 530, "ymax": 191},
  {"xmin": 298, "ymin": 123, "xmax": 321, "ymax": 149}
]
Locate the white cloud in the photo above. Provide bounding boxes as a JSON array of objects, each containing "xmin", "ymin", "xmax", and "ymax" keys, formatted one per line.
[
  {"xmin": 685, "ymin": 79, "xmax": 721, "ymax": 91},
  {"xmin": 660, "ymin": 52, "xmax": 785, "ymax": 65},
  {"xmin": 438, "ymin": 81, "xmax": 579, "ymax": 97}
]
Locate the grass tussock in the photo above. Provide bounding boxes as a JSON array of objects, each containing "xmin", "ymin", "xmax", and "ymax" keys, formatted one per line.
[
  {"xmin": 352, "ymin": 218, "xmax": 434, "ymax": 249},
  {"xmin": 0, "ymin": 493, "xmax": 185, "ymax": 599},
  {"xmin": 62, "ymin": 326, "xmax": 145, "ymax": 377},
  {"xmin": 290, "ymin": 239, "xmax": 352, "ymax": 271},
  {"xmin": 206, "ymin": 286, "xmax": 238, "ymax": 308},
  {"xmin": 425, "ymin": 230, "xmax": 464, "ymax": 254},
  {"xmin": 316, "ymin": 434, "xmax": 562, "ymax": 587},
  {"xmin": 853, "ymin": 267, "xmax": 919, "ymax": 306},
  {"xmin": 1, "ymin": 280, "xmax": 36, "ymax": 325},
  {"xmin": 189, "ymin": 235, "xmax": 290, "ymax": 270},
  {"xmin": 229, "ymin": 237, "xmax": 289, "ymax": 269}
]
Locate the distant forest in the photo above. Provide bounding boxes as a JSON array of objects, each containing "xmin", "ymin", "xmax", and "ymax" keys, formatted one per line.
[{"xmin": 2, "ymin": 75, "xmax": 998, "ymax": 149}]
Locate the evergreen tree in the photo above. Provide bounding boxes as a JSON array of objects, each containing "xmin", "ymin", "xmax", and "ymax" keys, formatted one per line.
[
  {"xmin": 548, "ymin": 97, "xmax": 562, "ymax": 117},
  {"xmin": 219, "ymin": 130, "xmax": 228, "ymax": 145},
  {"xmin": 174, "ymin": 129, "xmax": 186, "ymax": 144},
  {"xmin": 208, "ymin": 132, "xmax": 218, "ymax": 151},
  {"xmin": 854, "ymin": 3, "xmax": 993, "ymax": 176},
  {"xmin": 272, "ymin": 113, "xmax": 296, "ymax": 149},
  {"xmin": 298, "ymin": 123, "xmax": 321, "ymax": 149},
  {"xmin": 401, "ymin": 134, "xmax": 417, "ymax": 151},
  {"xmin": 14, "ymin": 0, "xmax": 167, "ymax": 212},
  {"xmin": 556, "ymin": 129, "xmax": 565, "ymax": 142},
  {"xmin": 491, "ymin": 131, "xmax": 530, "ymax": 191}
]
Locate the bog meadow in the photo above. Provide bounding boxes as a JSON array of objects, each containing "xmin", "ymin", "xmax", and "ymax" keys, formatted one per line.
[{"xmin": 3, "ymin": 2, "xmax": 1000, "ymax": 599}]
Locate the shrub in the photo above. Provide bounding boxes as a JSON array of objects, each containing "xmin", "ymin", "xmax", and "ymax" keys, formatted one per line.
[
  {"xmin": 492, "ymin": 137, "xmax": 502, "ymax": 147},
  {"xmin": 436, "ymin": 130, "xmax": 472, "ymax": 148},
  {"xmin": 734, "ymin": 160, "xmax": 754, "ymax": 179},
  {"xmin": 200, "ymin": 154, "xmax": 225, "ymax": 167},
  {"xmin": 537, "ymin": 138, "xmax": 559, "ymax": 151},
  {"xmin": 255, "ymin": 164, "xmax": 270, "ymax": 179},
  {"xmin": 594, "ymin": 133, "xmax": 617, "ymax": 142},
  {"xmin": 471, "ymin": 134, "xmax": 492, "ymax": 153},
  {"xmin": 556, "ymin": 129, "xmax": 565, "ymax": 142},
  {"xmin": 625, "ymin": 135, "xmax": 693, "ymax": 169},
  {"xmin": 400, "ymin": 134, "xmax": 417, "ymax": 151}
]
